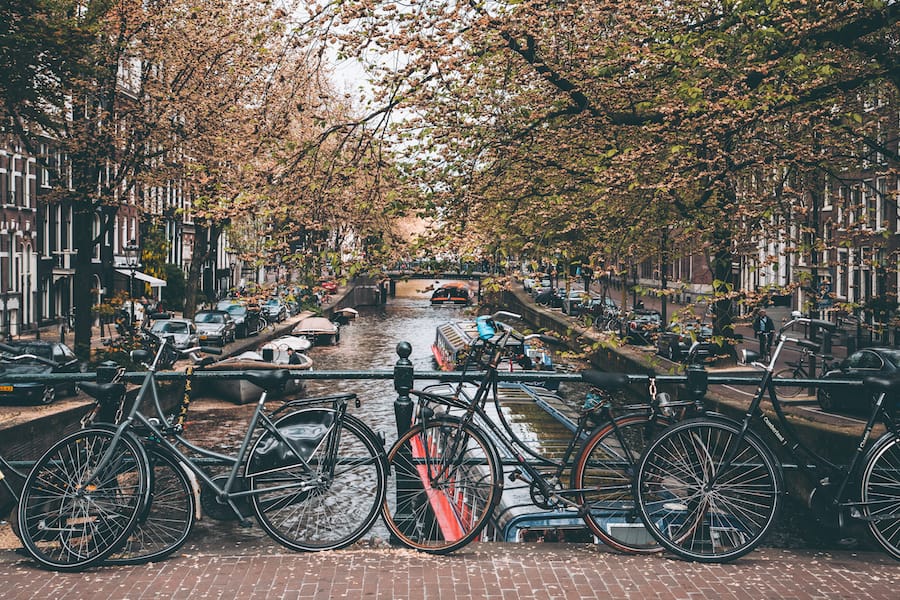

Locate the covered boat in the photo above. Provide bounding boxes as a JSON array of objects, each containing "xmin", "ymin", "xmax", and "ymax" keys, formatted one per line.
[
  {"xmin": 204, "ymin": 350, "xmax": 311, "ymax": 405},
  {"xmin": 430, "ymin": 283, "xmax": 472, "ymax": 305},
  {"xmin": 259, "ymin": 335, "xmax": 313, "ymax": 364},
  {"xmin": 330, "ymin": 307, "xmax": 359, "ymax": 326},
  {"xmin": 292, "ymin": 316, "xmax": 340, "ymax": 345},
  {"xmin": 431, "ymin": 320, "xmax": 556, "ymax": 388}
]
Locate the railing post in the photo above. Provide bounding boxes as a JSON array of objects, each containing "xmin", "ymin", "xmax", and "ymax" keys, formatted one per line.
[
  {"xmin": 96, "ymin": 360, "xmax": 119, "ymax": 384},
  {"xmin": 394, "ymin": 341, "xmax": 414, "ymax": 437},
  {"xmin": 392, "ymin": 341, "xmax": 416, "ymax": 543}
]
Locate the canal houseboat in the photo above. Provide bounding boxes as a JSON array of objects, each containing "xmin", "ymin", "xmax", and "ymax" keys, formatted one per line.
[{"xmin": 431, "ymin": 320, "xmax": 556, "ymax": 387}]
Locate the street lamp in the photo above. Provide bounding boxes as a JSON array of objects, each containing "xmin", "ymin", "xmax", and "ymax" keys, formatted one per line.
[{"xmin": 124, "ymin": 239, "xmax": 140, "ymax": 327}]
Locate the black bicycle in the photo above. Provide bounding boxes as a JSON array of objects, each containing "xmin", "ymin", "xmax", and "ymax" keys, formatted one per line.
[
  {"xmin": 16, "ymin": 333, "xmax": 387, "ymax": 571},
  {"xmin": 381, "ymin": 310, "xmax": 702, "ymax": 555},
  {"xmin": 633, "ymin": 314, "xmax": 900, "ymax": 563},
  {"xmin": 773, "ymin": 339, "xmax": 837, "ymax": 398}
]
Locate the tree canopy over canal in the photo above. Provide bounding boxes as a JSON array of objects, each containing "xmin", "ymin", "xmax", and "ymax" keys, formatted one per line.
[{"xmin": 1, "ymin": 1, "xmax": 898, "ymax": 351}]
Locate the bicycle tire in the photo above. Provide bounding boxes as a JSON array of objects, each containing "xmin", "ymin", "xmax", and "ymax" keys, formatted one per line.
[
  {"xmin": 17, "ymin": 428, "xmax": 150, "ymax": 571},
  {"xmin": 571, "ymin": 413, "xmax": 672, "ymax": 554},
  {"xmin": 860, "ymin": 433, "xmax": 900, "ymax": 560},
  {"xmin": 106, "ymin": 445, "xmax": 195, "ymax": 565},
  {"xmin": 774, "ymin": 368, "xmax": 804, "ymax": 398},
  {"xmin": 382, "ymin": 418, "xmax": 502, "ymax": 554},
  {"xmin": 248, "ymin": 412, "xmax": 386, "ymax": 552},
  {"xmin": 634, "ymin": 417, "xmax": 781, "ymax": 563}
]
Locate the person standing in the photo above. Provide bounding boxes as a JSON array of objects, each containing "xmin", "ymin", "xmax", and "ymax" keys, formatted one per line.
[{"xmin": 753, "ymin": 309, "xmax": 776, "ymax": 360}]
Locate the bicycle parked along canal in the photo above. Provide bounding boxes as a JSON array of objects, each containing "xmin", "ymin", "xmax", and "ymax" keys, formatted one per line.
[
  {"xmin": 633, "ymin": 313, "xmax": 900, "ymax": 563},
  {"xmin": 381, "ymin": 310, "xmax": 706, "ymax": 555},
  {"xmin": 773, "ymin": 338, "xmax": 838, "ymax": 398},
  {"xmin": 15, "ymin": 330, "xmax": 387, "ymax": 571}
]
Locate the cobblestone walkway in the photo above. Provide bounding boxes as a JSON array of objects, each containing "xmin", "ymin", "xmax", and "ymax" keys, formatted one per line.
[{"xmin": 0, "ymin": 542, "xmax": 897, "ymax": 599}]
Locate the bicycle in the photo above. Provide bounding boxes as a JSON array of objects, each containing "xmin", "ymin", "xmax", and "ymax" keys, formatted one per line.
[
  {"xmin": 0, "ymin": 452, "xmax": 26, "ymax": 521},
  {"xmin": 381, "ymin": 310, "xmax": 703, "ymax": 555},
  {"xmin": 16, "ymin": 332, "xmax": 387, "ymax": 571},
  {"xmin": 773, "ymin": 339, "xmax": 837, "ymax": 398},
  {"xmin": 633, "ymin": 313, "xmax": 900, "ymax": 563}
]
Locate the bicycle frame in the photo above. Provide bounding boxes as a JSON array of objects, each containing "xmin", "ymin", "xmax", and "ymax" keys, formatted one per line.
[
  {"xmin": 414, "ymin": 315, "xmax": 651, "ymax": 511},
  {"xmin": 715, "ymin": 317, "xmax": 899, "ymax": 513},
  {"xmin": 85, "ymin": 337, "xmax": 354, "ymax": 522}
]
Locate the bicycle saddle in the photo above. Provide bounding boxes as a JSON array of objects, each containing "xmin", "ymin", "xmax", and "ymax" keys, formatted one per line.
[
  {"xmin": 78, "ymin": 381, "xmax": 126, "ymax": 403},
  {"xmin": 581, "ymin": 370, "xmax": 630, "ymax": 391},
  {"xmin": 244, "ymin": 369, "xmax": 293, "ymax": 391}
]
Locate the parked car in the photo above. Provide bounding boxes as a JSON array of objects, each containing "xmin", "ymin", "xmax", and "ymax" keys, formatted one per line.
[
  {"xmin": 262, "ymin": 298, "xmax": 287, "ymax": 322},
  {"xmin": 216, "ymin": 300, "xmax": 260, "ymax": 338},
  {"xmin": 149, "ymin": 318, "xmax": 199, "ymax": 350},
  {"xmin": 534, "ymin": 287, "xmax": 564, "ymax": 308},
  {"xmin": 656, "ymin": 320, "xmax": 719, "ymax": 363},
  {"xmin": 318, "ymin": 279, "xmax": 339, "ymax": 294},
  {"xmin": 619, "ymin": 309, "xmax": 662, "ymax": 345},
  {"xmin": 0, "ymin": 340, "xmax": 83, "ymax": 404},
  {"xmin": 561, "ymin": 289, "xmax": 593, "ymax": 316},
  {"xmin": 193, "ymin": 310, "xmax": 236, "ymax": 346},
  {"xmin": 816, "ymin": 347, "xmax": 900, "ymax": 412},
  {"xmin": 531, "ymin": 277, "xmax": 553, "ymax": 298}
]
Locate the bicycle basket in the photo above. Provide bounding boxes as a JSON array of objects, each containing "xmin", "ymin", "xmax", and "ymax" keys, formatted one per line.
[{"xmin": 247, "ymin": 409, "xmax": 335, "ymax": 474}]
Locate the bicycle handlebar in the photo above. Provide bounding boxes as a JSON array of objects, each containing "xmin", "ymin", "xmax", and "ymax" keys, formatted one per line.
[
  {"xmin": 779, "ymin": 316, "xmax": 836, "ymax": 335},
  {"xmin": 490, "ymin": 310, "xmax": 522, "ymax": 322}
]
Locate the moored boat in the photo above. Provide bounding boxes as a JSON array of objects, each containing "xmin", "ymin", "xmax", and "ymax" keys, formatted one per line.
[
  {"xmin": 430, "ymin": 283, "xmax": 472, "ymax": 305},
  {"xmin": 431, "ymin": 319, "xmax": 556, "ymax": 388},
  {"xmin": 259, "ymin": 335, "xmax": 313, "ymax": 364},
  {"xmin": 330, "ymin": 307, "xmax": 359, "ymax": 326},
  {"xmin": 292, "ymin": 316, "xmax": 340, "ymax": 345},
  {"xmin": 203, "ymin": 350, "xmax": 311, "ymax": 405}
]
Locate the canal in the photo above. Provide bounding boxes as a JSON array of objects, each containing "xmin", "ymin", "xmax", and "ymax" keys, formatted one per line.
[{"xmin": 172, "ymin": 278, "xmax": 875, "ymax": 551}]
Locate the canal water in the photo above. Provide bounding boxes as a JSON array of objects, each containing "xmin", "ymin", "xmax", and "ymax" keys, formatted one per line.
[{"xmin": 303, "ymin": 279, "xmax": 574, "ymax": 450}]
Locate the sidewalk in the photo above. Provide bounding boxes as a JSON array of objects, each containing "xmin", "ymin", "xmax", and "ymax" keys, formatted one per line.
[{"xmin": 0, "ymin": 540, "xmax": 895, "ymax": 599}]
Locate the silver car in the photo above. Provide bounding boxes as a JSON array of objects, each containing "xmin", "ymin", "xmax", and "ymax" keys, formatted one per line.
[
  {"xmin": 193, "ymin": 310, "xmax": 236, "ymax": 346},
  {"xmin": 150, "ymin": 318, "xmax": 199, "ymax": 350}
]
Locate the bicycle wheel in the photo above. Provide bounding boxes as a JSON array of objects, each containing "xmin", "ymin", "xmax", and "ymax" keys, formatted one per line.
[
  {"xmin": 774, "ymin": 368, "xmax": 804, "ymax": 398},
  {"xmin": 17, "ymin": 428, "xmax": 150, "ymax": 571},
  {"xmin": 860, "ymin": 433, "xmax": 900, "ymax": 560},
  {"xmin": 248, "ymin": 412, "xmax": 386, "ymax": 551},
  {"xmin": 634, "ymin": 417, "xmax": 781, "ymax": 563},
  {"xmin": 572, "ymin": 413, "xmax": 671, "ymax": 554},
  {"xmin": 382, "ymin": 418, "xmax": 502, "ymax": 554},
  {"xmin": 106, "ymin": 445, "xmax": 195, "ymax": 565}
]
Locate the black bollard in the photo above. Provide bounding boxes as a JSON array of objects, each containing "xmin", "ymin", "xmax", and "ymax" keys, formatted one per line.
[
  {"xmin": 394, "ymin": 341, "xmax": 414, "ymax": 436},
  {"xmin": 392, "ymin": 341, "xmax": 416, "ymax": 543},
  {"xmin": 96, "ymin": 360, "xmax": 120, "ymax": 384}
]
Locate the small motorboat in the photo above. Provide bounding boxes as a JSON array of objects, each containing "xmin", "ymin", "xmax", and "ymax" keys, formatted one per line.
[
  {"xmin": 430, "ymin": 283, "xmax": 472, "ymax": 306},
  {"xmin": 259, "ymin": 335, "xmax": 313, "ymax": 364},
  {"xmin": 292, "ymin": 316, "xmax": 340, "ymax": 345},
  {"xmin": 330, "ymin": 307, "xmax": 359, "ymax": 326},
  {"xmin": 204, "ymin": 350, "xmax": 311, "ymax": 405}
]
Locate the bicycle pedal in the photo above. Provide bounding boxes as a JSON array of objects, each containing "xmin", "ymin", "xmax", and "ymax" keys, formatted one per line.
[{"xmin": 508, "ymin": 469, "xmax": 523, "ymax": 482}]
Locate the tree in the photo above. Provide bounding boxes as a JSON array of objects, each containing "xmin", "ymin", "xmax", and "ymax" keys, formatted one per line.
[{"xmin": 330, "ymin": 0, "xmax": 898, "ymax": 336}]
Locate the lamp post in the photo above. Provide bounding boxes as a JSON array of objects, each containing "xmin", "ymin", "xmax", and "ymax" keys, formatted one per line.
[{"xmin": 124, "ymin": 239, "xmax": 140, "ymax": 328}]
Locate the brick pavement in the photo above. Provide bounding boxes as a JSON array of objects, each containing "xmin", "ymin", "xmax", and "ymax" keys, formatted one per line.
[{"xmin": 0, "ymin": 540, "xmax": 897, "ymax": 599}]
